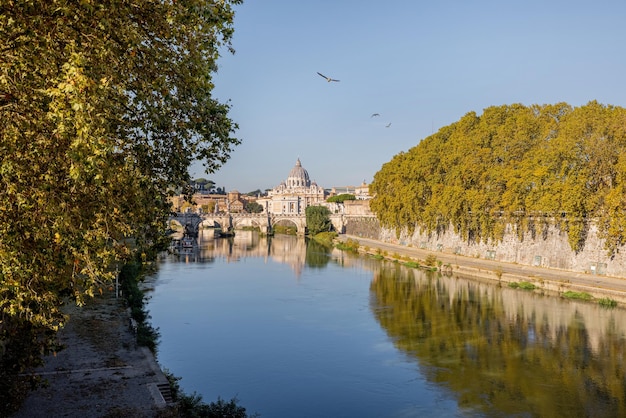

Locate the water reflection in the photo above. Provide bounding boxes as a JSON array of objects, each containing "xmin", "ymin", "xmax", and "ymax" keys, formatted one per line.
[
  {"xmin": 156, "ymin": 231, "xmax": 626, "ymax": 417},
  {"xmin": 370, "ymin": 264, "xmax": 626, "ymax": 417},
  {"xmin": 168, "ymin": 229, "xmax": 333, "ymax": 275}
]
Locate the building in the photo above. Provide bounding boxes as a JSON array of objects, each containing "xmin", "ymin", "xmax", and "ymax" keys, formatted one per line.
[
  {"xmin": 328, "ymin": 180, "xmax": 371, "ymax": 200},
  {"xmin": 170, "ymin": 190, "xmax": 250, "ymax": 214},
  {"xmin": 258, "ymin": 158, "xmax": 328, "ymax": 215}
]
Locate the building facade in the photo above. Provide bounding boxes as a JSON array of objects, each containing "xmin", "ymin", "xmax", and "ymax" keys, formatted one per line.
[{"xmin": 259, "ymin": 158, "xmax": 327, "ymax": 215}]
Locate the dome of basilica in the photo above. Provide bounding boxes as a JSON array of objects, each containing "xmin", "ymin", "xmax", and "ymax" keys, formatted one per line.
[{"xmin": 287, "ymin": 158, "xmax": 310, "ymax": 188}]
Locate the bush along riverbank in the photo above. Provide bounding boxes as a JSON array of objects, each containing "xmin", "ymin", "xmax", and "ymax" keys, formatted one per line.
[{"xmin": 120, "ymin": 258, "xmax": 260, "ymax": 417}]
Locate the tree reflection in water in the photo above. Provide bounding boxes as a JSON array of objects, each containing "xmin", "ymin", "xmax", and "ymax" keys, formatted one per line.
[{"xmin": 370, "ymin": 264, "xmax": 626, "ymax": 418}]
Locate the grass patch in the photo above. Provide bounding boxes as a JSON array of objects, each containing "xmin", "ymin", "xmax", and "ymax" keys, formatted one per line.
[
  {"xmin": 403, "ymin": 261, "xmax": 421, "ymax": 269},
  {"xmin": 598, "ymin": 298, "xmax": 618, "ymax": 308},
  {"xmin": 562, "ymin": 291, "xmax": 593, "ymax": 301},
  {"xmin": 508, "ymin": 281, "xmax": 536, "ymax": 290},
  {"xmin": 335, "ymin": 237, "xmax": 359, "ymax": 252},
  {"xmin": 311, "ymin": 231, "xmax": 337, "ymax": 247}
]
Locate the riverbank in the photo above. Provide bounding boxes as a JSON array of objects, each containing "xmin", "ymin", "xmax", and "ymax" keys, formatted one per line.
[
  {"xmin": 12, "ymin": 233, "xmax": 626, "ymax": 417},
  {"xmin": 340, "ymin": 234, "xmax": 626, "ymax": 306},
  {"xmin": 11, "ymin": 291, "xmax": 171, "ymax": 418}
]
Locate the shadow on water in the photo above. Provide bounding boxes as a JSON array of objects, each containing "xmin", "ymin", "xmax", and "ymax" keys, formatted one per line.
[{"xmin": 370, "ymin": 263, "xmax": 626, "ymax": 418}]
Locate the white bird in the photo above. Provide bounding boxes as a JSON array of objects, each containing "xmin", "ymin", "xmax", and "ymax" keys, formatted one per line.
[
  {"xmin": 317, "ymin": 72, "xmax": 340, "ymax": 82},
  {"xmin": 386, "ymin": 123, "xmax": 391, "ymax": 128}
]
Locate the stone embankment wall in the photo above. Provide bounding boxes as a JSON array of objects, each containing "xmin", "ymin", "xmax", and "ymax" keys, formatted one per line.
[
  {"xmin": 344, "ymin": 216, "xmax": 381, "ymax": 240},
  {"xmin": 344, "ymin": 214, "xmax": 626, "ymax": 278}
]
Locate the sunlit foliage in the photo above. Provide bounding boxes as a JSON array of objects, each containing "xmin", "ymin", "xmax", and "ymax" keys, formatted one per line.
[
  {"xmin": 370, "ymin": 102, "xmax": 626, "ymax": 254},
  {"xmin": 305, "ymin": 205, "xmax": 332, "ymax": 236},
  {"xmin": 0, "ymin": 0, "xmax": 241, "ymax": 386},
  {"xmin": 327, "ymin": 193, "xmax": 356, "ymax": 203}
]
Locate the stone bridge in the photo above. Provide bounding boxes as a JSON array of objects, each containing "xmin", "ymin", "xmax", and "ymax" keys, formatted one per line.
[{"xmin": 169, "ymin": 211, "xmax": 349, "ymax": 236}]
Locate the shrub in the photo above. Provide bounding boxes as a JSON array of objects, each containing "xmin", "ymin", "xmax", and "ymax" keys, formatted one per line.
[
  {"xmin": 518, "ymin": 281, "xmax": 537, "ymax": 290},
  {"xmin": 494, "ymin": 266, "xmax": 503, "ymax": 280},
  {"xmin": 508, "ymin": 281, "xmax": 536, "ymax": 290},
  {"xmin": 312, "ymin": 231, "xmax": 337, "ymax": 247},
  {"xmin": 562, "ymin": 291, "xmax": 593, "ymax": 301},
  {"xmin": 119, "ymin": 261, "xmax": 160, "ymax": 352},
  {"xmin": 424, "ymin": 254, "xmax": 437, "ymax": 267},
  {"xmin": 335, "ymin": 238, "xmax": 359, "ymax": 252},
  {"xmin": 598, "ymin": 298, "xmax": 618, "ymax": 308}
]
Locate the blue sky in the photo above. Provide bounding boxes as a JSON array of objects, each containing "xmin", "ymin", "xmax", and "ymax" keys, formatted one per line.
[{"xmin": 192, "ymin": 0, "xmax": 626, "ymax": 193}]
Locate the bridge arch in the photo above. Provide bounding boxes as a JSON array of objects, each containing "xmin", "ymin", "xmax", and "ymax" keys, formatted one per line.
[
  {"xmin": 200, "ymin": 219, "xmax": 223, "ymax": 229},
  {"xmin": 271, "ymin": 216, "xmax": 307, "ymax": 234},
  {"xmin": 170, "ymin": 211, "xmax": 343, "ymax": 237}
]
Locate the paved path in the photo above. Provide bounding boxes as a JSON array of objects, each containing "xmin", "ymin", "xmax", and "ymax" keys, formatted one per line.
[
  {"xmin": 11, "ymin": 293, "xmax": 171, "ymax": 418},
  {"xmin": 341, "ymin": 235, "xmax": 626, "ymax": 303}
]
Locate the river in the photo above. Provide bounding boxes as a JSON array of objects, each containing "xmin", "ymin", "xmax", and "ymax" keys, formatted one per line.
[{"xmin": 144, "ymin": 230, "xmax": 626, "ymax": 417}]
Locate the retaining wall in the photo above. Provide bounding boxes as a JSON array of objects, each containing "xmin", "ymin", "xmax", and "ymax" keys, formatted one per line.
[{"xmin": 345, "ymin": 216, "xmax": 626, "ymax": 277}]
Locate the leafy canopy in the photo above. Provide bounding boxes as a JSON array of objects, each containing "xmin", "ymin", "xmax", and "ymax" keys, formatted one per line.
[
  {"xmin": 327, "ymin": 193, "xmax": 356, "ymax": 203},
  {"xmin": 306, "ymin": 205, "xmax": 332, "ymax": 236},
  {"xmin": 370, "ymin": 102, "xmax": 626, "ymax": 254},
  {"xmin": 0, "ymin": 0, "xmax": 241, "ymax": 344}
]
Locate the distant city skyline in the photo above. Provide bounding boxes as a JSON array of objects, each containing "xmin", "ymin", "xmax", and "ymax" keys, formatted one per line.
[
  {"xmin": 190, "ymin": 158, "xmax": 365, "ymax": 193},
  {"xmin": 192, "ymin": 0, "xmax": 626, "ymax": 193}
]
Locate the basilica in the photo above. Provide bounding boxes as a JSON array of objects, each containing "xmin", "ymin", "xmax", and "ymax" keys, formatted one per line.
[{"xmin": 258, "ymin": 158, "xmax": 328, "ymax": 215}]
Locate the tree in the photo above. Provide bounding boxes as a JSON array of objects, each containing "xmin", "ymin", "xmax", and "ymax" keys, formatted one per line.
[
  {"xmin": 370, "ymin": 102, "xmax": 626, "ymax": 254},
  {"xmin": 306, "ymin": 206, "xmax": 332, "ymax": 235},
  {"xmin": 327, "ymin": 193, "xmax": 356, "ymax": 203},
  {"xmin": 0, "ymin": 0, "xmax": 242, "ymax": 399},
  {"xmin": 245, "ymin": 201, "xmax": 264, "ymax": 213}
]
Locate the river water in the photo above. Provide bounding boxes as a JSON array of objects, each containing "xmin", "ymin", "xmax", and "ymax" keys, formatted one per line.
[{"xmin": 145, "ymin": 230, "xmax": 626, "ymax": 418}]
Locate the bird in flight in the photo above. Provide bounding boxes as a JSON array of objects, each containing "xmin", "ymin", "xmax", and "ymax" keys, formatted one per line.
[
  {"xmin": 371, "ymin": 113, "xmax": 380, "ymax": 118},
  {"xmin": 317, "ymin": 72, "xmax": 340, "ymax": 82},
  {"xmin": 386, "ymin": 123, "xmax": 392, "ymax": 128}
]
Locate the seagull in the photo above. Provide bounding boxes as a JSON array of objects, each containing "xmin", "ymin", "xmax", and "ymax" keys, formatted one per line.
[
  {"xmin": 386, "ymin": 123, "xmax": 392, "ymax": 128},
  {"xmin": 371, "ymin": 113, "xmax": 380, "ymax": 118},
  {"xmin": 317, "ymin": 72, "xmax": 340, "ymax": 82}
]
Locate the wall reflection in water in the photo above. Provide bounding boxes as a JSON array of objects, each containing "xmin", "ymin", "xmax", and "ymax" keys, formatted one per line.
[{"xmin": 370, "ymin": 263, "xmax": 626, "ymax": 417}]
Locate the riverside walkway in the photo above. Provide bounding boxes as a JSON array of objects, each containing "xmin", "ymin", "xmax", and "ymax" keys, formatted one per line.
[{"xmin": 341, "ymin": 234, "xmax": 626, "ymax": 305}]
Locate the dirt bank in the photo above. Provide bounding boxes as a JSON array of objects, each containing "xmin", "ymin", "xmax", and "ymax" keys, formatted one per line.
[{"xmin": 11, "ymin": 291, "xmax": 171, "ymax": 418}]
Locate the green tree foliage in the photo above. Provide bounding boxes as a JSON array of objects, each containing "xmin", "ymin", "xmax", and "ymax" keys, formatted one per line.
[
  {"xmin": 305, "ymin": 205, "xmax": 332, "ymax": 235},
  {"xmin": 245, "ymin": 201, "xmax": 263, "ymax": 213},
  {"xmin": 0, "ymin": 0, "xmax": 241, "ymax": 388},
  {"xmin": 370, "ymin": 102, "xmax": 626, "ymax": 254},
  {"xmin": 245, "ymin": 189, "xmax": 264, "ymax": 196},
  {"xmin": 327, "ymin": 193, "xmax": 356, "ymax": 203}
]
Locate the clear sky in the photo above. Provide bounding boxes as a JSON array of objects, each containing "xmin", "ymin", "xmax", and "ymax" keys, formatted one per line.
[{"xmin": 191, "ymin": 0, "xmax": 626, "ymax": 193}]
